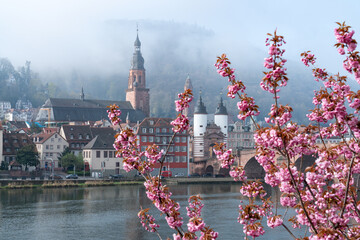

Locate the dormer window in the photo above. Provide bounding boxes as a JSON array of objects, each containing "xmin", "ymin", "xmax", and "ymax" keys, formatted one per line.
[
  {"xmin": 70, "ymin": 134, "xmax": 74, "ymax": 139},
  {"xmin": 86, "ymin": 134, "xmax": 90, "ymax": 139},
  {"xmin": 79, "ymin": 134, "xmax": 83, "ymax": 139}
]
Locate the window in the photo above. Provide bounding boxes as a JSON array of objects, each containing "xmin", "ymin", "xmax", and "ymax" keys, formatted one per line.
[
  {"xmin": 63, "ymin": 145, "xmax": 67, "ymax": 150},
  {"xmin": 200, "ymin": 125, "xmax": 203, "ymax": 127},
  {"xmin": 96, "ymin": 151, "xmax": 100, "ymax": 158},
  {"xmin": 13, "ymin": 139, "xmax": 18, "ymax": 143},
  {"xmin": 169, "ymin": 128, "xmax": 173, "ymax": 134},
  {"xmin": 51, "ymin": 138, "xmax": 54, "ymax": 142},
  {"xmin": 175, "ymin": 137, "xmax": 180, "ymax": 143},
  {"xmin": 175, "ymin": 156, "xmax": 180, "ymax": 162},
  {"xmin": 79, "ymin": 134, "xmax": 83, "ymax": 139},
  {"xmin": 116, "ymin": 162, "xmax": 120, "ymax": 167},
  {"xmin": 162, "ymin": 137, "xmax": 167, "ymax": 144},
  {"xmin": 76, "ymin": 143, "xmax": 79, "ymax": 148},
  {"xmin": 156, "ymin": 128, "xmax": 160, "ymax": 133},
  {"xmin": 46, "ymin": 145, "xmax": 49, "ymax": 150},
  {"xmin": 175, "ymin": 146, "xmax": 180, "ymax": 152},
  {"xmin": 142, "ymin": 128, "xmax": 147, "ymax": 133},
  {"xmin": 149, "ymin": 120, "xmax": 154, "ymax": 125},
  {"xmin": 57, "ymin": 145, "xmax": 60, "ymax": 149},
  {"xmin": 71, "ymin": 143, "xmax": 75, "ymax": 148},
  {"xmin": 50, "ymin": 153, "xmax": 53, "ymax": 157},
  {"xmin": 149, "ymin": 128, "xmax": 154, "ymax": 133},
  {"xmin": 169, "ymin": 156, "xmax": 174, "ymax": 162},
  {"xmin": 169, "ymin": 146, "xmax": 173, "ymax": 152},
  {"xmin": 6, "ymin": 148, "xmax": 10, "ymax": 152},
  {"xmin": 181, "ymin": 137, "xmax": 187, "ymax": 143},
  {"xmin": 104, "ymin": 151, "xmax": 108, "ymax": 158},
  {"xmin": 50, "ymin": 145, "xmax": 53, "ymax": 150},
  {"xmin": 55, "ymin": 134, "xmax": 58, "ymax": 138},
  {"xmin": 181, "ymin": 146, "xmax": 187, "ymax": 152},
  {"xmin": 103, "ymin": 162, "xmax": 106, "ymax": 168},
  {"xmin": 141, "ymin": 146, "xmax": 147, "ymax": 151},
  {"xmin": 181, "ymin": 156, "xmax": 187, "ymax": 162},
  {"xmin": 70, "ymin": 134, "xmax": 74, "ymax": 139},
  {"xmin": 109, "ymin": 151, "xmax": 113, "ymax": 158},
  {"xmin": 86, "ymin": 134, "xmax": 90, "ymax": 139},
  {"xmin": 23, "ymin": 139, "xmax": 27, "ymax": 143},
  {"xmin": 162, "ymin": 128, "xmax": 167, "ymax": 133},
  {"xmin": 155, "ymin": 137, "xmax": 160, "ymax": 143},
  {"xmin": 141, "ymin": 136, "xmax": 147, "ymax": 142},
  {"xmin": 148, "ymin": 136, "xmax": 154, "ymax": 142},
  {"xmin": 45, "ymin": 153, "xmax": 49, "ymax": 157}
]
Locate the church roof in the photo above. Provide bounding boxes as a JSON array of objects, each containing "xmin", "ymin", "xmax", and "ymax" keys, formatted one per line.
[
  {"xmin": 38, "ymin": 98, "xmax": 146, "ymax": 123},
  {"xmin": 83, "ymin": 128, "xmax": 116, "ymax": 150}
]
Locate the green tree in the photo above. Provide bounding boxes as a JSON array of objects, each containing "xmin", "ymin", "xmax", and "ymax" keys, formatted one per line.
[
  {"xmin": 58, "ymin": 147, "xmax": 71, "ymax": 168},
  {"xmin": 61, "ymin": 152, "xmax": 83, "ymax": 172},
  {"xmin": 16, "ymin": 145, "xmax": 39, "ymax": 170}
]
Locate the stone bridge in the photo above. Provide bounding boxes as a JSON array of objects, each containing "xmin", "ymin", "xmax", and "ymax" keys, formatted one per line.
[{"xmin": 193, "ymin": 149, "xmax": 316, "ymax": 179}]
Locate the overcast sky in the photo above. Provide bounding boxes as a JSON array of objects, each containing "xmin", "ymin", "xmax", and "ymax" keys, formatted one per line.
[{"xmin": 0, "ymin": 0, "xmax": 359, "ymax": 76}]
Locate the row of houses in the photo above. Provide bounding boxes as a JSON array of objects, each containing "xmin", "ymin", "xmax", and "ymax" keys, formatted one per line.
[{"xmin": 0, "ymin": 116, "xmax": 191, "ymax": 178}]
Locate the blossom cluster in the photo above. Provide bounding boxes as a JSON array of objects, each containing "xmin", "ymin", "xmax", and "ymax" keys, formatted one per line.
[
  {"xmin": 334, "ymin": 22, "xmax": 360, "ymax": 83},
  {"xmin": 171, "ymin": 89, "xmax": 193, "ymax": 133},
  {"xmin": 237, "ymin": 181, "xmax": 273, "ymax": 238},
  {"xmin": 212, "ymin": 143, "xmax": 235, "ymax": 168},
  {"xmin": 138, "ymin": 207, "xmax": 160, "ymax": 233},
  {"xmin": 261, "ymin": 32, "xmax": 288, "ymax": 97},
  {"xmin": 215, "ymin": 54, "xmax": 259, "ymax": 121}
]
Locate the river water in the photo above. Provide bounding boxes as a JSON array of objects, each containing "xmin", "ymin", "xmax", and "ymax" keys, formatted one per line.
[{"xmin": 0, "ymin": 183, "xmax": 303, "ymax": 240}]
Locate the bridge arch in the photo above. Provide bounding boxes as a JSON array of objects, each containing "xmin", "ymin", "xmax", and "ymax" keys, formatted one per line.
[
  {"xmin": 294, "ymin": 154, "xmax": 316, "ymax": 172},
  {"xmin": 205, "ymin": 165, "xmax": 214, "ymax": 175},
  {"xmin": 244, "ymin": 156, "xmax": 265, "ymax": 179}
]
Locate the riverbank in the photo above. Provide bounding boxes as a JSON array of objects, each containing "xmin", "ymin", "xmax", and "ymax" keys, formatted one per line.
[
  {"xmin": 0, "ymin": 179, "xmax": 144, "ymax": 189},
  {"xmin": 0, "ymin": 177, "xmax": 239, "ymax": 189}
]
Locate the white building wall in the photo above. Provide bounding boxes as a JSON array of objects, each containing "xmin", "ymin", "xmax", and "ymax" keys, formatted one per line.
[
  {"xmin": 193, "ymin": 136, "xmax": 205, "ymax": 157},
  {"xmin": 214, "ymin": 114, "xmax": 228, "ymax": 143},
  {"xmin": 37, "ymin": 133, "xmax": 69, "ymax": 168},
  {"xmin": 85, "ymin": 149, "xmax": 123, "ymax": 177},
  {"xmin": 194, "ymin": 113, "xmax": 207, "ymax": 137}
]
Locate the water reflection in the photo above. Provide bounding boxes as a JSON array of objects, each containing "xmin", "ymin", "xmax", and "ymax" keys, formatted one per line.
[{"xmin": 0, "ymin": 184, "xmax": 302, "ymax": 240}]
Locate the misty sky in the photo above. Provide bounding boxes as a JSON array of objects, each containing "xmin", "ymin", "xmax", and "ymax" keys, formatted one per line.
[{"xmin": 0, "ymin": 0, "xmax": 359, "ymax": 78}]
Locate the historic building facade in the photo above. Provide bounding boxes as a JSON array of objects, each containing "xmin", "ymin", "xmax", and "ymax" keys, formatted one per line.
[
  {"xmin": 137, "ymin": 118, "xmax": 189, "ymax": 176},
  {"xmin": 190, "ymin": 96, "xmax": 229, "ymax": 176}
]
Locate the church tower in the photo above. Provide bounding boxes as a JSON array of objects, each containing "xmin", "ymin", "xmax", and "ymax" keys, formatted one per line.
[{"xmin": 126, "ymin": 29, "xmax": 150, "ymax": 117}]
